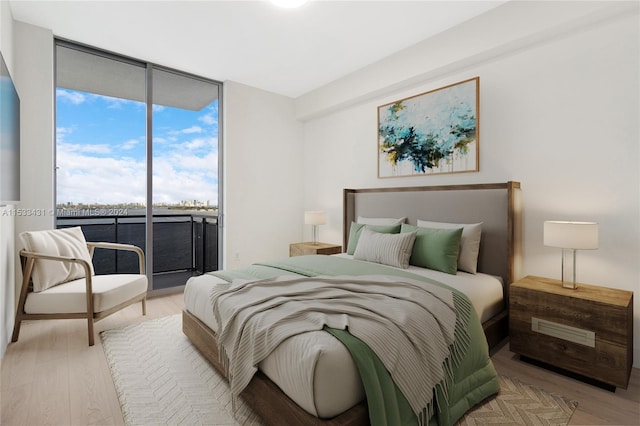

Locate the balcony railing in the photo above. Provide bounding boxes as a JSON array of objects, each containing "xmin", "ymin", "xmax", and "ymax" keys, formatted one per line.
[{"xmin": 56, "ymin": 212, "xmax": 218, "ymax": 289}]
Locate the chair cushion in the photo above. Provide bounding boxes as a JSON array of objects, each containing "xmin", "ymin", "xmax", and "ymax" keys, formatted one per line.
[
  {"xmin": 20, "ymin": 227, "xmax": 95, "ymax": 292},
  {"xmin": 24, "ymin": 274, "xmax": 148, "ymax": 315}
]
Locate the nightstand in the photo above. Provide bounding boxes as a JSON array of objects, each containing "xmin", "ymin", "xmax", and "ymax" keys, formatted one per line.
[
  {"xmin": 289, "ymin": 242, "xmax": 342, "ymax": 257},
  {"xmin": 509, "ymin": 275, "xmax": 633, "ymax": 390}
]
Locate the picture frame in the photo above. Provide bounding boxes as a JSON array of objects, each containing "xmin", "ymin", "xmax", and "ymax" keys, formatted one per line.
[{"xmin": 378, "ymin": 77, "xmax": 479, "ymax": 178}]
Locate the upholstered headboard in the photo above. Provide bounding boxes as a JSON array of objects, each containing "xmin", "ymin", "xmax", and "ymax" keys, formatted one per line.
[{"xmin": 343, "ymin": 182, "xmax": 522, "ymax": 294}]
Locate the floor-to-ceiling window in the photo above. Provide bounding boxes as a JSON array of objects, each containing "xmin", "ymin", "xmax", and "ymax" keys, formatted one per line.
[{"xmin": 54, "ymin": 41, "xmax": 221, "ymax": 291}]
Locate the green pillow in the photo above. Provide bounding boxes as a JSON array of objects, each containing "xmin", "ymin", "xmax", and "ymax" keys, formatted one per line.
[
  {"xmin": 346, "ymin": 222, "xmax": 401, "ymax": 255},
  {"xmin": 401, "ymin": 223, "xmax": 463, "ymax": 274}
]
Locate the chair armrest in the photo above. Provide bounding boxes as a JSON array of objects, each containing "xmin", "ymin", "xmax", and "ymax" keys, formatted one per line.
[
  {"xmin": 86, "ymin": 242, "xmax": 145, "ymax": 274},
  {"xmin": 19, "ymin": 249, "xmax": 94, "ymax": 293}
]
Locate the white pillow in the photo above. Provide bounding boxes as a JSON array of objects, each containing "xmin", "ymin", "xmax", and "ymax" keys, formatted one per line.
[
  {"xmin": 417, "ymin": 220, "xmax": 482, "ymax": 274},
  {"xmin": 20, "ymin": 227, "xmax": 95, "ymax": 292},
  {"xmin": 357, "ymin": 216, "xmax": 407, "ymax": 226},
  {"xmin": 353, "ymin": 228, "xmax": 416, "ymax": 269}
]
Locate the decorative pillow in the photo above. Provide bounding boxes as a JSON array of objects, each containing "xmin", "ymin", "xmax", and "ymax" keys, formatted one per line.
[
  {"xmin": 20, "ymin": 227, "xmax": 95, "ymax": 292},
  {"xmin": 357, "ymin": 216, "xmax": 407, "ymax": 226},
  {"xmin": 417, "ymin": 220, "xmax": 483, "ymax": 274},
  {"xmin": 353, "ymin": 228, "xmax": 416, "ymax": 269},
  {"xmin": 401, "ymin": 224, "xmax": 463, "ymax": 275},
  {"xmin": 346, "ymin": 222, "xmax": 402, "ymax": 255}
]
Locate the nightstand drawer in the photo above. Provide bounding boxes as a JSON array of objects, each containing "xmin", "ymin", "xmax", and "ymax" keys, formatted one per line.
[{"xmin": 509, "ymin": 275, "xmax": 633, "ymax": 389}]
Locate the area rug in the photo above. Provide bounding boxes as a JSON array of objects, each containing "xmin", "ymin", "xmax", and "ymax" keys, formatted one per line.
[
  {"xmin": 457, "ymin": 375, "xmax": 578, "ymax": 425},
  {"xmin": 101, "ymin": 315, "xmax": 264, "ymax": 426},
  {"xmin": 101, "ymin": 315, "xmax": 578, "ymax": 426}
]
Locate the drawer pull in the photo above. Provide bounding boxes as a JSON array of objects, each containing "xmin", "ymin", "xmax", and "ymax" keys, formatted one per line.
[{"xmin": 532, "ymin": 317, "xmax": 595, "ymax": 347}]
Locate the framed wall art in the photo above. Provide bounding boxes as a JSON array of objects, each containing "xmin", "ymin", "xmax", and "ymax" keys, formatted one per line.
[
  {"xmin": 1, "ymin": 50, "xmax": 20, "ymax": 205},
  {"xmin": 378, "ymin": 77, "xmax": 479, "ymax": 178}
]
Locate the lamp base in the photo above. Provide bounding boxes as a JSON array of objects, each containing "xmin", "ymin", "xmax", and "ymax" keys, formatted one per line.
[{"xmin": 561, "ymin": 248, "xmax": 577, "ymax": 289}]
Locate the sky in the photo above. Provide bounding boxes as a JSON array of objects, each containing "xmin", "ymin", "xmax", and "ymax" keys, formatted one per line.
[{"xmin": 55, "ymin": 89, "xmax": 219, "ymax": 207}]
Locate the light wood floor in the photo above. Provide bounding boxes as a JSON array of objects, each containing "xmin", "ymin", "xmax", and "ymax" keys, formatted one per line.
[{"xmin": 1, "ymin": 292, "xmax": 638, "ymax": 426}]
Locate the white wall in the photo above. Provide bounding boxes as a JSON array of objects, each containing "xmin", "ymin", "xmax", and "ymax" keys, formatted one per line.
[
  {"xmin": 0, "ymin": 18, "xmax": 56, "ymax": 358},
  {"xmin": 14, "ymin": 20, "xmax": 55, "ymax": 238},
  {"xmin": 11, "ymin": 22, "xmax": 55, "ymax": 330},
  {"xmin": 223, "ymin": 81, "xmax": 304, "ymax": 267},
  {"xmin": 14, "ymin": 21, "xmax": 55, "ymax": 307},
  {"xmin": 299, "ymin": 2, "xmax": 640, "ymax": 365}
]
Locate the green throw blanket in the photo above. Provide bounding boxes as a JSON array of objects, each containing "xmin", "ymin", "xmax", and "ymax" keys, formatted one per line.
[{"xmin": 208, "ymin": 255, "xmax": 499, "ymax": 426}]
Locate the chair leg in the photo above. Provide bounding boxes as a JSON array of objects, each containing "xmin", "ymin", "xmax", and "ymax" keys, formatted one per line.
[
  {"xmin": 12, "ymin": 256, "xmax": 34, "ymax": 344},
  {"xmin": 142, "ymin": 298, "xmax": 147, "ymax": 316},
  {"xmin": 87, "ymin": 317, "xmax": 95, "ymax": 346},
  {"xmin": 11, "ymin": 316, "xmax": 22, "ymax": 342}
]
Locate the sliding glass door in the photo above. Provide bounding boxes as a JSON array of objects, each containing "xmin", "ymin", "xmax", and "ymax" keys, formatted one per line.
[
  {"xmin": 54, "ymin": 41, "xmax": 221, "ymax": 291},
  {"xmin": 150, "ymin": 68, "xmax": 220, "ymax": 289}
]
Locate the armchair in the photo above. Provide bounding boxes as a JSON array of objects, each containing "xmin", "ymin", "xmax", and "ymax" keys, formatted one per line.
[{"xmin": 12, "ymin": 226, "xmax": 148, "ymax": 346}]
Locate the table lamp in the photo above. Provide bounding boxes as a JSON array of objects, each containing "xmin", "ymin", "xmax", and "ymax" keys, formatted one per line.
[
  {"xmin": 543, "ymin": 221, "xmax": 598, "ymax": 289},
  {"xmin": 304, "ymin": 211, "xmax": 326, "ymax": 245}
]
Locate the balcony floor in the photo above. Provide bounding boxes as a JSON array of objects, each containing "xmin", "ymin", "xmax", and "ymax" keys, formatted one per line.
[{"xmin": 152, "ymin": 270, "xmax": 202, "ymax": 290}]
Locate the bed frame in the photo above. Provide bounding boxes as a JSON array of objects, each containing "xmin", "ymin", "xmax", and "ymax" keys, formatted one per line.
[
  {"xmin": 343, "ymin": 181, "xmax": 522, "ymax": 348},
  {"xmin": 183, "ymin": 181, "xmax": 522, "ymax": 426}
]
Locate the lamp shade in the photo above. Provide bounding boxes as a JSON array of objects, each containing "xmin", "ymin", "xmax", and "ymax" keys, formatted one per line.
[
  {"xmin": 543, "ymin": 221, "xmax": 598, "ymax": 250},
  {"xmin": 304, "ymin": 211, "xmax": 326, "ymax": 226}
]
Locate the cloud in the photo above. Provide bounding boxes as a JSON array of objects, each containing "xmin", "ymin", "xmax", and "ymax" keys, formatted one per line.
[
  {"xmin": 56, "ymin": 138, "xmax": 218, "ymax": 205},
  {"xmin": 182, "ymin": 126, "xmax": 203, "ymax": 134},
  {"xmin": 56, "ymin": 126, "xmax": 75, "ymax": 144},
  {"xmin": 199, "ymin": 113, "xmax": 216, "ymax": 125},
  {"xmin": 165, "ymin": 126, "xmax": 203, "ymax": 137},
  {"xmin": 59, "ymin": 142, "xmax": 112, "ymax": 155},
  {"xmin": 152, "ymin": 150, "xmax": 218, "ymax": 205},
  {"xmin": 57, "ymin": 89, "xmax": 86, "ymax": 105},
  {"xmin": 121, "ymin": 139, "xmax": 140, "ymax": 150},
  {"xmin": 56, "ymin": 149, "xmax": 146, "ymax": 204},
  {"xmin": 55, "ymin": 90, "xmax": 219, "ymax": 206},
  {"xmin": 182, "ymin": 137, "xmax": 208, "ymax": 150},
  {"xmin": 198, "ymin": 103, "xmax": 219, "ymax": 126}
]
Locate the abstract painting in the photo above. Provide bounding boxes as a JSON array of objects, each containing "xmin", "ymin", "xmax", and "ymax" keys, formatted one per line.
[{"xmin": 378, "ymin": 77, "xmax": 479, "ymax": 178}]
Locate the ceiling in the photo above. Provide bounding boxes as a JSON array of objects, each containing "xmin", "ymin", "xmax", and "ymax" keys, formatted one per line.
[{"xmin": 9, "ymin": 0, "xmax": 508, "ymax": 98}]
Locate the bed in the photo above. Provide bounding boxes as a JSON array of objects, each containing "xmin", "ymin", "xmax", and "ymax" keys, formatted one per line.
[{"xmin": 182, "ymin": 181, "xmax": 522, "ymax": 425}]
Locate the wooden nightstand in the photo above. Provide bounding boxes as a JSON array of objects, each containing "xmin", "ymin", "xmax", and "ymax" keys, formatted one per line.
[
  {"xmin": 509, "ymin": 275, "xmax": 633, "ymax": 390},
  {"xmin": 289, "ymin": 242, "xmax": 342, "ymax": 257}
]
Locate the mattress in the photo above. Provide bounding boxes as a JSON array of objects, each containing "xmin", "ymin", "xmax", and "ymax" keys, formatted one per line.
[
  {"xmin": 183, "ymin": 255, "xmax": 503, "ymax": 419},
  {"xmin": 185, "ymin": 272, "xmax": 364, "ymax": 418}
]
